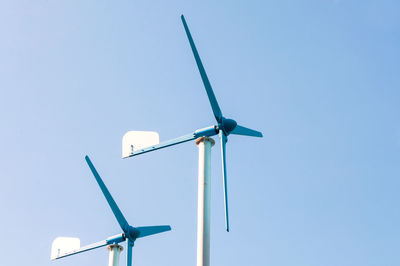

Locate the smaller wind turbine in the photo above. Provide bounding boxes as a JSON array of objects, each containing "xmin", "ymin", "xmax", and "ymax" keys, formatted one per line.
[{"xmin": 51, "ymin": 156, "xmax": 171, "ymax": 266}]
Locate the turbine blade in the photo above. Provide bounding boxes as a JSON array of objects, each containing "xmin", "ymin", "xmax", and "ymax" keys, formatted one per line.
[
  {"xmin": 219, "ymin": 132, "xmax": 230, "ymax": 232},
  {"xmin": 52, "ymin": 239, "xmax": 108, "ymax": 260},
  {"xmin": 136, "ymin": 225, "xmax": 171, "ymax": 238},
  {"xmin": 230, "ymin": 125, "xmax": 263, "ymax": 137},
  {"xmin": 127, "ymin": 239, "xmax": 133, "ymax": 266},
  {"xmin": 181, "ymin": 15, "xmax": 223, "ymax": 123},
  {"xmin": 124, "ymin": 133, "xmax": 197, "ymax": 158},
  {"xmin": 85, "ymin": 156, "xmax": 129, "ymax": 232}
]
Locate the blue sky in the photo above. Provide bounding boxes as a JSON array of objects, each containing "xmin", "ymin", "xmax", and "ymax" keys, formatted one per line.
[{"xmin": 1, "ymin": 1, "xmax": 399, "ymax": 266}]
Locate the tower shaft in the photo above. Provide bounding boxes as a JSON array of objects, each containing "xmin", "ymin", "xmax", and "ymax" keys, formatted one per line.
[
  {"xmin": 108, "ymin": 244, "xmax": 123, "ymax": 266},
  {"xmin": 196, "ymin": 137, "xmax": 215, "ymax": 266}
]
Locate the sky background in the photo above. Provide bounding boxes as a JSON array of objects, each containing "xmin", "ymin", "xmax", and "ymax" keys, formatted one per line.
[{"xmin": 1, "ymin": 1, "xmax": 399, "ymax": 266}]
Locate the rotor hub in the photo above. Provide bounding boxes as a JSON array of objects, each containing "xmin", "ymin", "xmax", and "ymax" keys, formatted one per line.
[
  {"xmin": 220, "ymin": 118, "xmax": 237, "ymax": 135},
  {"xmin": 127, "ymin": 226, "xmax": 140, "ymax": 241}
]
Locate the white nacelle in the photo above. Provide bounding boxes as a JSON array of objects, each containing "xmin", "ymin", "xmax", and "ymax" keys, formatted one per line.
[
  {"xmin": 122, "ymin": 131, "xmax": 160, "ymax": 158},
  {"xmin": 51, "ymin": 237, "xmax": 80, "ymax": 260}
]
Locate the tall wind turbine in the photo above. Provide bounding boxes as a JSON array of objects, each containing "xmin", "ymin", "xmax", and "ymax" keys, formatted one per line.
[
  {"xmin": 51, "ymin": 156, "xmax": 171, "ymax": 266},
  {"xmin": 124, "ymin": 15, "xmax": 262, "ymax": 233},
  {"xmin": 122, "ymin": 15, "xmax": 262, "ymax": 266}
]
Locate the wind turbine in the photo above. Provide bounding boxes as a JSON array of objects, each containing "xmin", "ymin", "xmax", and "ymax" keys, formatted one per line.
[
  {"xmin": 124, "ymin": 15, "xmax": 262, "ymax": 232},
  {"xmin": 51, "ymin": 155, "xmax": 171, "ymax": 266},
  {"xmin": 122, "ymin": 15, "xmax": 262, "ymax": 266}
]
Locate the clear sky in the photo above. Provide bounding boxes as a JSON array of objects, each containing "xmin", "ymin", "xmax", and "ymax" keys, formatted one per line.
[{"xmin": 1, "ymin": 1, "xmax": 399, "ymax": 266}]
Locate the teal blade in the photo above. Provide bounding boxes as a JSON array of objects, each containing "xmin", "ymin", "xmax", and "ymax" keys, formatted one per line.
[
  {"xmin": 85, "ymin": 156, "xmax": 129, "ymax": 232},
  {"xmin": 219, "ymin": 132, "xmax": 230, "ymax": 232},
  {"xmin": 127, "ymin": 239, "xmax": 133, "ymax": 266},
  {"xmin": 230, "ymin": 124, "xmax": 263, "ymax": 137},
  {"xmin": 181, "ymin": 15, "xmax": 223, "ymax": 123},
  {"xmin": 136, "ymin": 225, "xmax": 171, "ymax": 238}
]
